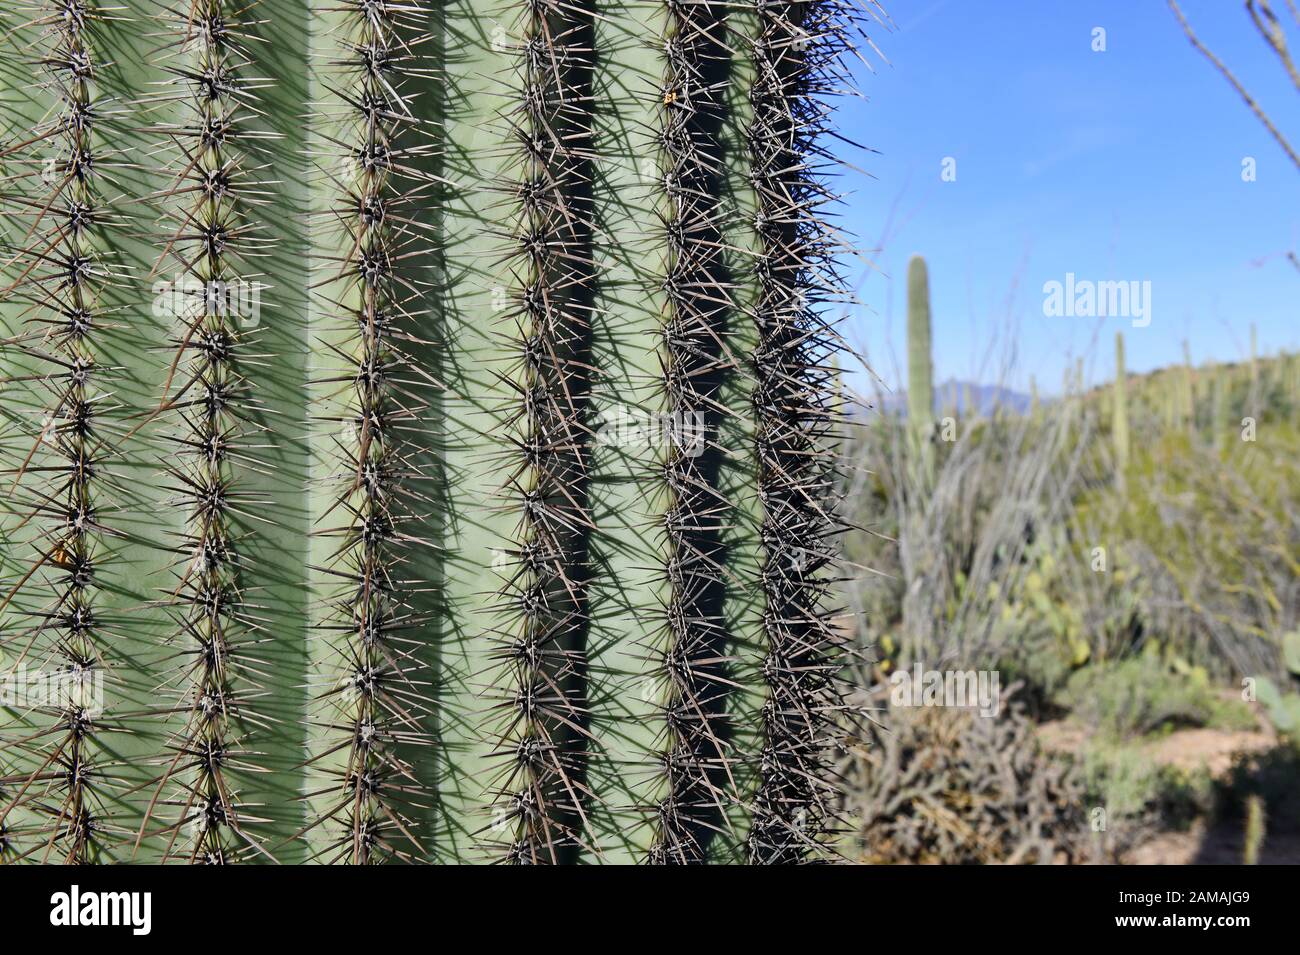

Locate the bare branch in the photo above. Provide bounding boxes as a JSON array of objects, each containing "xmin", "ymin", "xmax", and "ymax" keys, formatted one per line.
[
  {"xmin": 1247, "ymin": 0, "xmax": 1300, "ymax": 91},
  {"xmin": 1167, "ymin": 0, "xmax": 1300, "ymax": 170}
]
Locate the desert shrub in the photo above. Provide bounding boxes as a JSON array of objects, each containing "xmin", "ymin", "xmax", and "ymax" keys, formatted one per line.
[
  {"xmin": 1058, "ymin": 657, "xmax": 1256, "ymax": 740},
  {"xmin": 1080, "ymin": 743, "xmax": 1215, "ymax": 833},
  {"xmin": 1080, "ymin": 422, "xmax": 1300, "ymax": 682},
  {"xmin": 841, "ymin": 690, "xmax": 1111, "ymax": 864},
  {"xmin": 988, "ymin": 626, "xmax": 1076, "ymax": 716},
  {"xmin": 843, "ymin": 358, "xmax": 1300, "ymax": 689}
]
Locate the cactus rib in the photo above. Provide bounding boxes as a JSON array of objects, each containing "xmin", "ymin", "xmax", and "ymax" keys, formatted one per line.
[
  {"xmin": 486, "ymin": 0, "xmax": 600, "ymax": 865},
  {"xmin": 649, "ymin": 0, "xmax": 743, "ymax": 865},
  {"xmin": 302, "ymin": 0, "xmax": 439, "ymax": 865},
  {"xmin": 0, "ymin": 0, "xmax": 126, "ymax": 864},
  {"xmin": 744, "ymin": 0, "xmax": 855, "ymax": 863},
  {"xmin": 130, "ymin": 0, "xmax": 282, "ymax": 865}
]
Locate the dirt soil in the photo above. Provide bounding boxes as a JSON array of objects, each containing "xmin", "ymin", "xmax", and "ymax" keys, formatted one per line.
[
  {"xmin": 1126, "ymin": 822, "xmax": 1300, "ymax": 865},
  {"xmin": 1036, "ymin": 715, "xmax": 1296, "ymax": 864}
]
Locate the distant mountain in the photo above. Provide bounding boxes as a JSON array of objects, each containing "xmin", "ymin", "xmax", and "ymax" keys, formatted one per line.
[{"xmin": 873, "ymin": 378, "xmax": 1034, "ymax": 417}]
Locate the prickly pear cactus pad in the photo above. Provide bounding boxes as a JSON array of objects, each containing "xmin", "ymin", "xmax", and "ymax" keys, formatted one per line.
[{"xmin": 0, "ymin": 0, "xmax": 873, "ymax": 864}]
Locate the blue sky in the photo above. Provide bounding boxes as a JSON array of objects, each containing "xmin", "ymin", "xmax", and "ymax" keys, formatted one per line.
[{"xmin": 839, "ymin": 0, "xmax": 1299, "ymax": 396}]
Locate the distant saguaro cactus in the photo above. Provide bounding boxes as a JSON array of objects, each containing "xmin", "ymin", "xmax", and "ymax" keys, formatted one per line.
[
  {"xmin": 1250, "ymin": 322, "xmax": 1259, "ymax": 389},
  {"xmin": 1211, "ymin": 364, "xmax": 1233, "ymax": 450},
  {"xmin": 1113, "ymin": 332, "xmax": 1129, "ymax": 478},
  {"xmin": 907, "ymin": 254, "xmax": 934, "ymax": 480},
  {"xmin": 0, "ymin": 0, "xmax": 872, "ymax": 865},
  {"xmin": 1181, "ymin": 339, "xmax": 1196, "ymax": 430}
]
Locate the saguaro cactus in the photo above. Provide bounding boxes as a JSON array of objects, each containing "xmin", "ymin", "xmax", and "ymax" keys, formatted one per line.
[
  {"xmin": 1181, "ymin": 338, "xmax": 1196, "ymax": 430},
  {"xmin": 1211, "ymin": 363, "xmax": 1233, "ymax": 450},
  {"xmin": 906, "ymin": 254, "xmax": 934, "ymax": 479},
  {"xmin": 1113, "ymin": 332, "xmax": 1129, "ymax": 477},
  {"xmin": 0, "ymin": 1, "xmax": 869, "ymax": 864}
]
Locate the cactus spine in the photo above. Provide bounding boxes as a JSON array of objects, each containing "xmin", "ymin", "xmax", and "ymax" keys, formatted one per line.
[
  {"xmin": 0, "ymin": 0, "xmax": 869, "ymax": 864},
  {"xmin": 744, "ymin": 0, "xmax": 854, "ymax": 864},
  {"xmin": 649, "ymin": 0, "xmax": 744, "ymax": 864}
]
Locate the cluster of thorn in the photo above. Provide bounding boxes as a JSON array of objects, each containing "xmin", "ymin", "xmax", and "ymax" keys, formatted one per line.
[
  {"xmin": 648, "ymin": 0, "xmax": 739, "ymax": 866},
  {"xmin": 743, "ymin": 0, "xmax": 856, "ymax": 864},
  {"xmin": 0, "ymin": 0, "xmax": 114, "ymax": 864},
  {"xmin": 489, "ymin": 0, "xmax": 596, "ymax": 865},
  {"xmin": 309, "ymin": 0, "xmax": 435, "ymax": 865},
  {"xmin": 144, "ymin": 0, "xmax": 267, "ymax": 864}
]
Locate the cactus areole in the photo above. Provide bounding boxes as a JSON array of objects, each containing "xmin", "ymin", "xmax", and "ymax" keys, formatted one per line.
[{"xmin": 0, "ymin": 0, "xmax": 871, "ymax": 863}]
